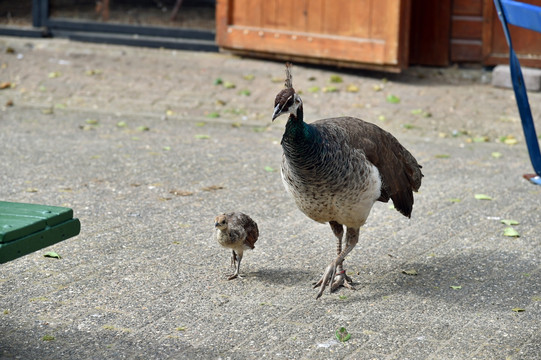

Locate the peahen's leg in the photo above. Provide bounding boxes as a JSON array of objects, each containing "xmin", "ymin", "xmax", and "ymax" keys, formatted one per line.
[{"xmin": 315, "ymin": 226, "xmax": 359, "ymax": 299}]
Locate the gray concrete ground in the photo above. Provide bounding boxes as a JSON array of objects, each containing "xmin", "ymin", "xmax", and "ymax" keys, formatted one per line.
[{"xmin": 1, "ymin": 36, "xmax": 540, "ymax": 359}]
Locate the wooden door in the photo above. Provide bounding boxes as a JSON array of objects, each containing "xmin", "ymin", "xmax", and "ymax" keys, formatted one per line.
[
  {"xmin": 483, "ymin": 0, "xmax": 541, "ymax": 67},
  {"xmin": 216, "ymin": 0, "xmax": 411, "ymax": 72}
]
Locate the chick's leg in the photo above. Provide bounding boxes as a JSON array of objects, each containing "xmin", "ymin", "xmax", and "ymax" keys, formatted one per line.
[{"xmin": 228, "ymin": 251, "xmax": 243, "ymax": 280}]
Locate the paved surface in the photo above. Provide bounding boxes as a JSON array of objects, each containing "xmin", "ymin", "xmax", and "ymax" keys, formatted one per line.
[{"xmin": 1, "ymin": 36, "xmax": 541, "ymax": 359}]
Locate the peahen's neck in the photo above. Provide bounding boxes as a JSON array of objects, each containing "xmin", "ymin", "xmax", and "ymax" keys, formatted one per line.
[{"xmin": 282, "ymin": 106, "xmax": 320, "ymax": 148}]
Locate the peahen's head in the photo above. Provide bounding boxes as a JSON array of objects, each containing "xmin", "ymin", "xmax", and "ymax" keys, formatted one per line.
[
  {"xmin": 272, "ymin": 62, "xmax": 303, "ymax": 121},
  {"xmin": 272, "ymin": 88, "xmax": 302, "ymax": 121}
]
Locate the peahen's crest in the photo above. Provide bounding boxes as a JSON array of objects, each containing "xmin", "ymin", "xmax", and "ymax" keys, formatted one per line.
[{"xmin": 285, "ymin": 62, "xmax": 293, "ymax": 89}]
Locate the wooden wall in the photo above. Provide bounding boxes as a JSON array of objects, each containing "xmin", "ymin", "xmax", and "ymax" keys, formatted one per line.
[{"xmin": 450, "ymin": 0, "xmax": 484, "ymax": 62}]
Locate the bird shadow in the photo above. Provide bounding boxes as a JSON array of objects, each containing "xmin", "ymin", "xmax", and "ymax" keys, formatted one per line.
[{"xmin": 252, "ymin": 267, "xmax": 315, "ymax": 287}]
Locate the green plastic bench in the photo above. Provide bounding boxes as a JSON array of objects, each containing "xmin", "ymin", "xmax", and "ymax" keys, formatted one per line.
[{"xmin": 0, "ymin": 201, "xmax": 80, "ymax": 264}]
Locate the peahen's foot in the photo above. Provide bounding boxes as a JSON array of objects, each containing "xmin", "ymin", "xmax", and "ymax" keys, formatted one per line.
[
  {"xmin": 313, "ymin": 263, "xmax": 355, "ymax": 299},
  {"xmin": 227, "ymin": 273, "xmax": 242, "ymax": 280}
]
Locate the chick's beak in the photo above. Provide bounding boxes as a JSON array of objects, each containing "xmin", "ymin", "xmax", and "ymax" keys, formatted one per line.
[{"xmin": 272, "ymin": 104, "xmax": 283, "ymax": 121}]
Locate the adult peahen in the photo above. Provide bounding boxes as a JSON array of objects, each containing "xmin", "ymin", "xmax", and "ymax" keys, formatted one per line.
[{"xmin": 272, "ymin": 63, "xmax": 423, "ymax": 299}]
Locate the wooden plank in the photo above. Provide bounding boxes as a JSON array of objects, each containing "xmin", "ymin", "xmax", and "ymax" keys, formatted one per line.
[
  {"xmin": 453, "ymin": 0, "xmax": 482, "ymax": 16},
  {"xmin": 231, "ymin": 0, "xmax": 248, "ymax": 26},
  {"xmin": 0, "ymin": 201, "xmax": 74, "ymax": 243},
  {"xmin": 409, "ymin": 0, "xmax": 451, "ymax": 66},
  {"xmin": 306, "ymin": 0, "xmax": 324, "ymax": 34},
  {"xmin": 451, "ymin": 39, "xmax": 483, "ymax": 62},
  {"xmin": 222, "ymin": 27, "xmax": 387, "ymax": 64},
  {"xmin": 290, "ymin": 0, "xmax": 308, "ymax": 32},
  {"xmin": 273, "ymin": 0, "xmax": 292, "ymax": 30},
  {"xmin": 215, "ymin": 0, "xmax": 230, "ymax": 46},
  {"xmin": 322, "ymin": 0, "xmax": 354, "ymax": 36},
  {"xmin": 351, "ymin": 0, "xmax": 371, "ymax": 39},
  {"xmin": 451, "ymin": 17, "xmax": 483, "ymax": 40}
]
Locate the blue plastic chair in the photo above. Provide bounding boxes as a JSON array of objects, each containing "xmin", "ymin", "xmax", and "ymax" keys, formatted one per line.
[{"xmin": 493, "ymin": 0, "xmax": 541, "ymax": 185}]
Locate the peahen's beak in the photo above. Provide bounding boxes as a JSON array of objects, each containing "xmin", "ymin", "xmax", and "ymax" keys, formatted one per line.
[{"xmin": 272, "ymin": 104, "xmax": 283, "ymax": 121}]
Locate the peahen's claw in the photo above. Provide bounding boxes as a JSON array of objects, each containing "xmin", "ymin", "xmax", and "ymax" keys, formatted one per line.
[{"xmin": 314, "ymin": 263, "xmax": 355, "ymax": 299}]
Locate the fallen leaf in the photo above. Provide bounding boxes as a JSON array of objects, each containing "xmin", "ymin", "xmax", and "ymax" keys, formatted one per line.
[
  {"xmin": 201, "ymin": 185, "xmax": 224, "ymax": 191},
  {"xmin": 41, "ymin": 108, "xmax": 53, "ymax": 115},
  {"xmin": 448, "ymin": 198, "xmax": 461, "ymax": 203},
  {"xmin": 377, "ymin": 115, "xmax": 386, "ymax": 121},
  {"xmin": 243, "ymin": 74, "xmax": 255, "ymax": 81},
  {"xmin": 25, "ymin": 188, "xmax": 38, "ymax": 193},
  {"xmin": 169, "ymin": 190, "xmax": 194, "ymax": 196},
  {"xmin": 195, "ymin": 134, "xmax": 210, "ymax": 139},
  {"xmin": 5, "ymin": 99, "xmax": 14, "ymax": 107},
  {"xmin": 386, "ymin": 94, "xmax": 400, "ymax": 104},
  {"xmin": 0, "ymin": 82, "xmax": 11, "ymax": 89},
  {"xmin": 163, "ymin": 146, "xmax": 171, "ymax": 151},
  {"xmin": 338, "ymin": 295, "xmax": 347, "ymax": 300},
  {"xmin": 44, "ymin": 251, "xmax": 61, "ymax": 259},
  {"xmin": 512, "ymin": 308, "xmax": 525, "ymax": 312},
  {"xmin": 346, "ymin": 84, "xmax": 359, "ymax": 92},
  {"xmin": 85, "ymin": 69, "xmax": 102, "ymax": 76},
  {"xmin": 450, "ymin": 285, "xmax": 462, "ymax": 290},
  {"xmin": 373, "ymin": 84, "xmax": 383, "ymax": 92},
  {"xmin": 238, "ymin": 89, "xmax": 251, "ymax": 96},
  {"xmin": 136, "ymin": 126, "xmax": 150, "ymax": 132},
  {"xmin": 473, "ymin": 136, "xmax": 489, "ymax": 143},
  {"xmin": 411, "ymin": 109, "xmax": 423, "ymax": 115},
  {"xmin": 330, "ymin": 75, "xmax": 343, "ymax": 83},
  {"xmin": 42, "ymin": 335, "xmax": 55, "ymax": 341},
  {"xmin": 491, "ymin": 152, "xmax": 503, "ymax": 158},
  {"xmin": 435, "ymin": 154, "xmax": 450, "ymax": 159},
  {"xmin": 195, "ymin": 122, "xmax": 206, "ymax": 127},
  {"xmin": 223, "ymin": 81, "xmax": 236, "ymax": 89},
  {"xmin": 504, "ymin": 137, "xmax": 518, "ymax": 145},
  {"xmin": 474, "ymin": 194, "xmax": 492, "ymax": 200},
  {"xmin": 501, "ymin": 219, "xmax": 519, "ymax": 226},
  {"xmin": 322, "ymin": 86, "xmax": 338, "ymax": 93},
  {"xmin": 271, "ymin": 77, "xmax": 283, "ymax": 83},
  {"xmin": 166, "ymin": 109, "xmax": 174, "ymax": 116},
  {"xmin": 116, "ymin": 121, "xmax": 128, "ymax": 128},
  {"xmin": 85, "ymin": 119, "xmax": 99, "ymax": 125},
  {"xmin": 503, "ymin": 227, "xmax": 520, "ymax": 237},
  {"xmin": 308, "ymin": 86, "xmax": 320, "ymax": 93},
  {"xmin": 500, "ymin": 135, "xmax": 518, "ymax": 145},
  {"xmin": 402, "ymin": 123, "xmax": 415, "ymax": 129},
  {"xmin": 48, "ymin": 71, "xmax": 61, "ymax": 78},
  {"xmin": 207, "ymin": 112, "xmax": 220, "ymax": 118},
  {"xmin": 213, "ymin": 78, "xmax": 223, "ymax": 85},
  {"xmin": 264, "ymin": 166, "xmax": 276, "ymax": 172},
  {"xmin": 335, "ymin": 327, "xmax": 351, "ymax": 342},
  {"xmin": 402, "ymin": 269, "xmax": 418, "ymax": 276}
]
